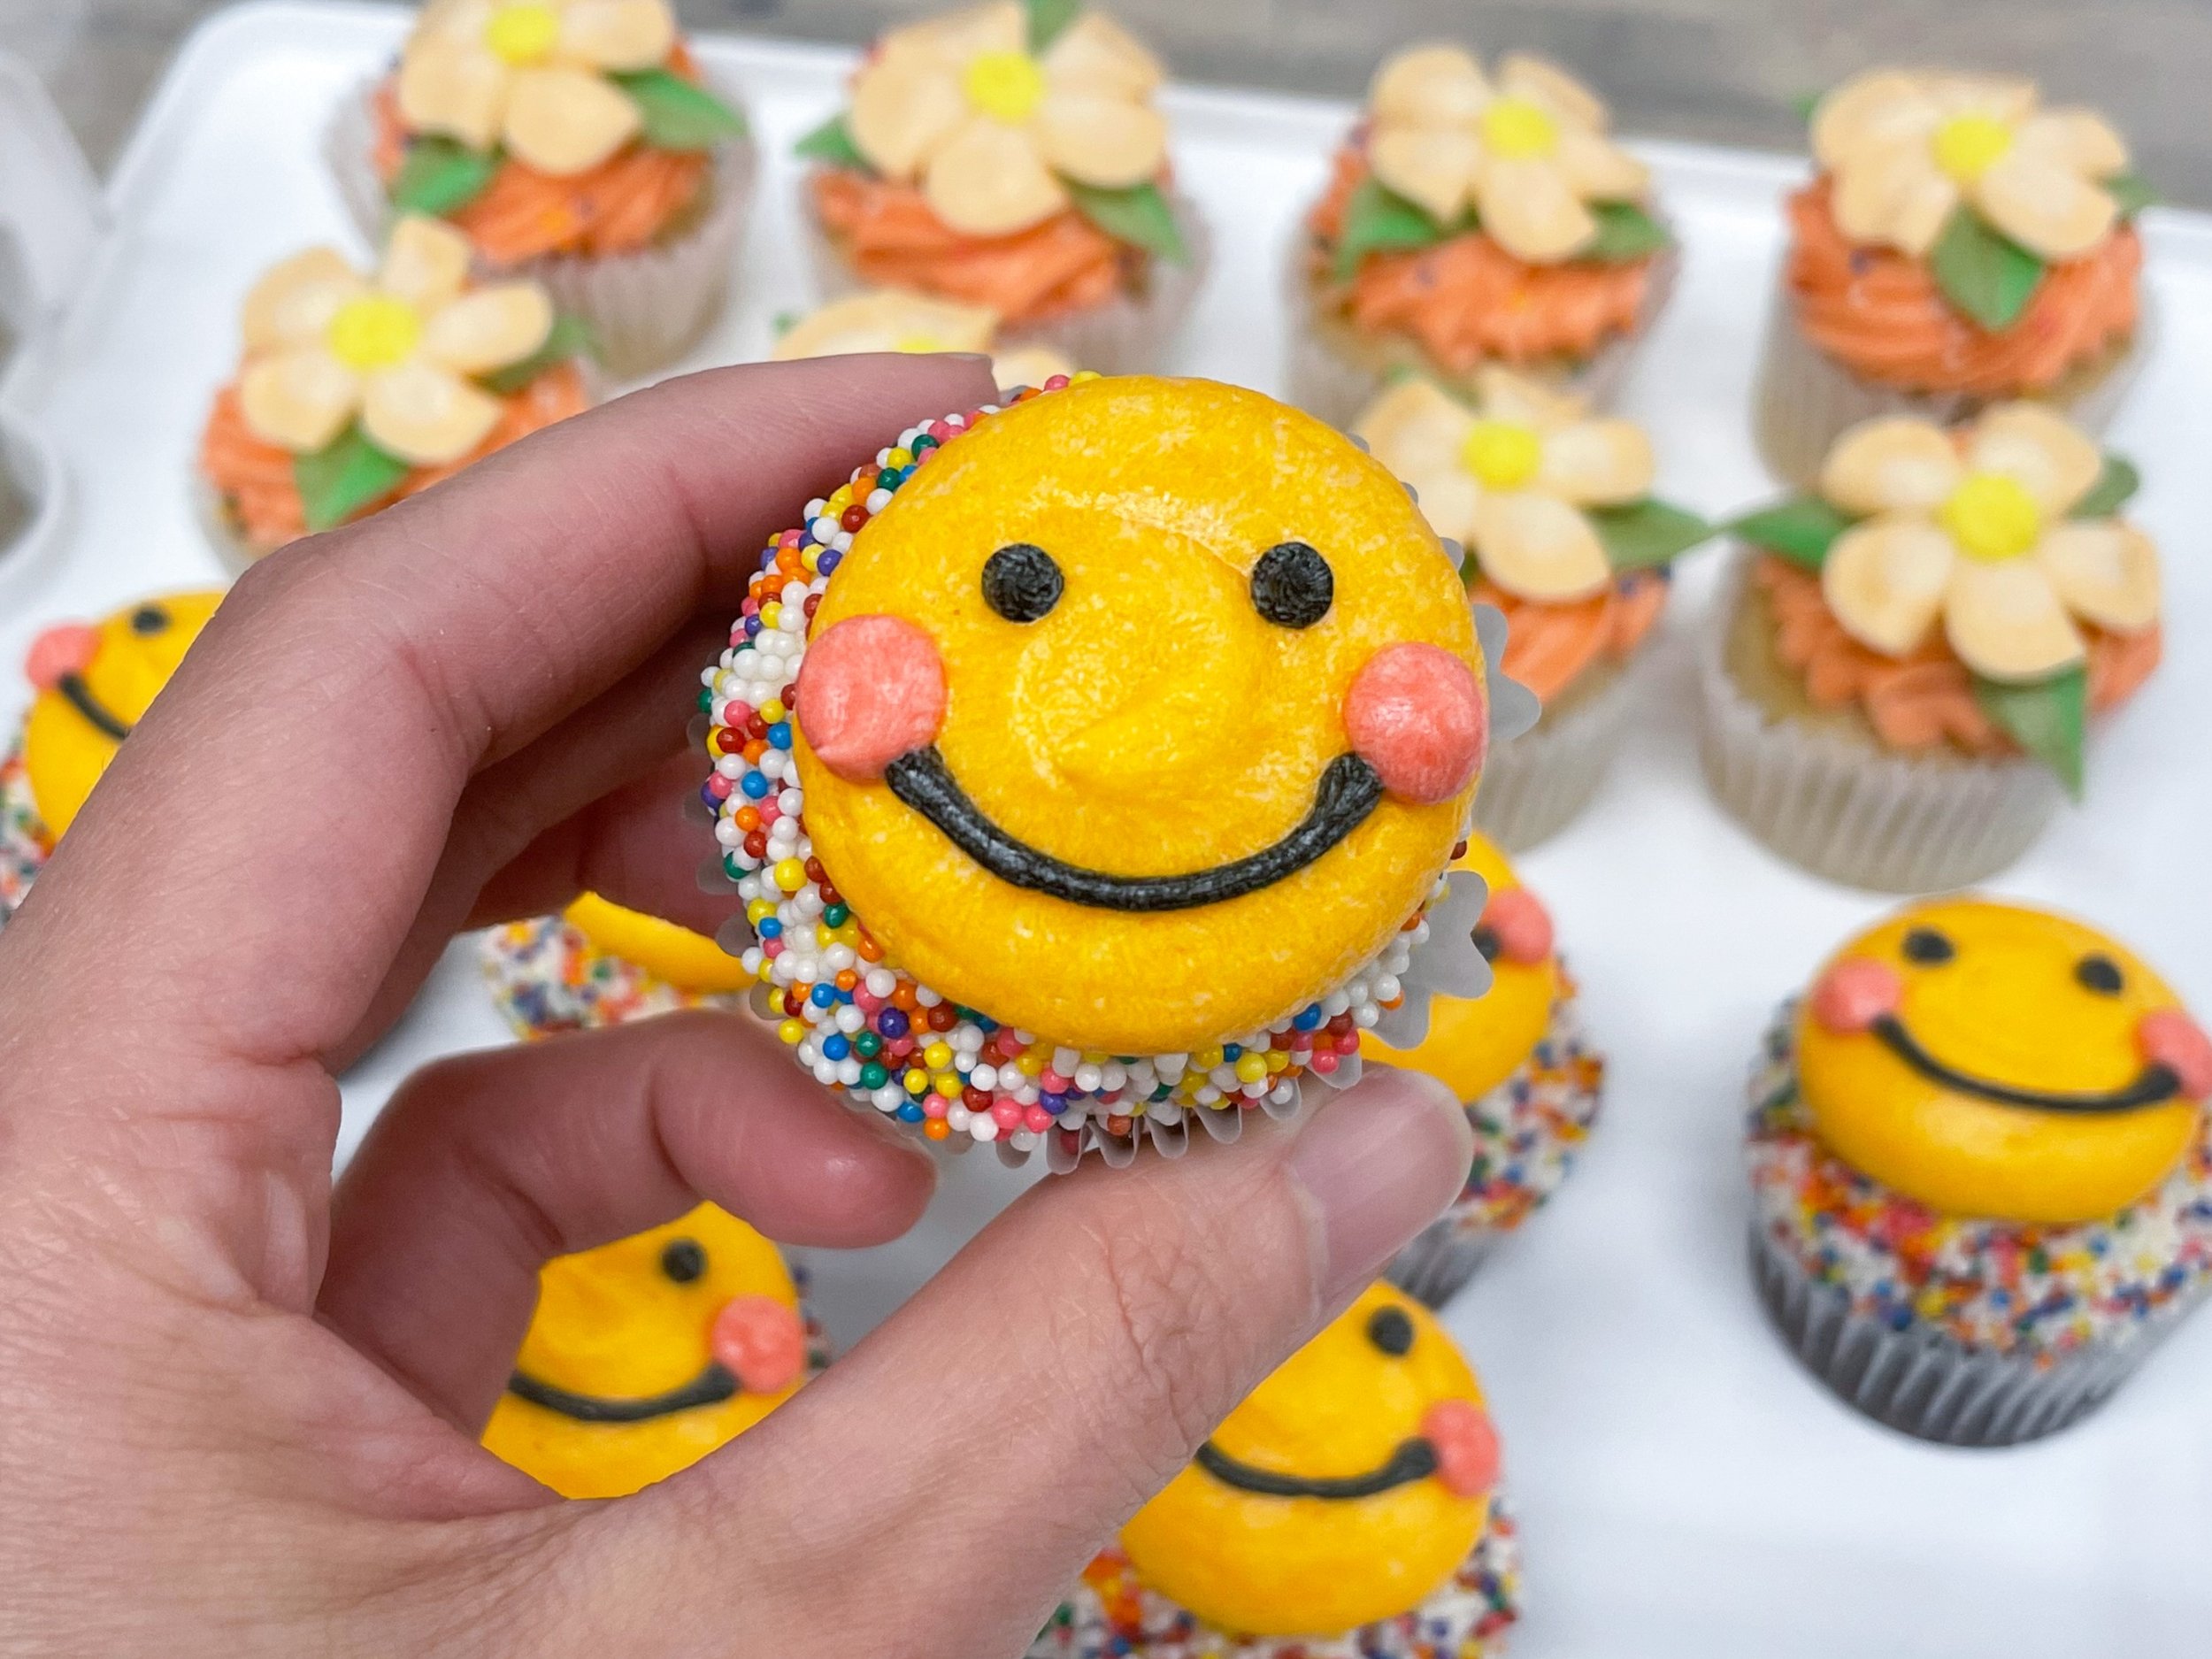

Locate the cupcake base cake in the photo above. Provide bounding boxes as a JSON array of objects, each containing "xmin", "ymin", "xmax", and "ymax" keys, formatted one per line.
[{"xmin": 1471, "ymin": 648, "xmax": 1651, "ymax": 853}]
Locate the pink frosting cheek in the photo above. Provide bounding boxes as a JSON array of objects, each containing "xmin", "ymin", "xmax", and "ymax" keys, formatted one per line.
[
  {"xmin": 26, "ymin": 625, "xmax": 99, "ymax": 692},
  {"xmin": 795, "ymin": 615, "xmax": 948, "ymax": 780},
  {"xmin": 1343, "ymin": 643, "xmax": 1486, "ymax": 806},
  {"xmin": 1809, "ymin": 957, "xmax": 1903, "ymax": 1034},
  {"xmin": 710, "ymin": 1295, "xmax": 807, "ymax": 1395},
  {"xmin": 1483, "ymin": 887, "xmax": 1554, "ymax": 964},
  {"xmin": 2139, "ymin": 1010, "xmax": 2212, "ymax": 1101},
  {"xmin": 1421, "ymin": 1398, "xmax": 1501, "ymax": 1499}
]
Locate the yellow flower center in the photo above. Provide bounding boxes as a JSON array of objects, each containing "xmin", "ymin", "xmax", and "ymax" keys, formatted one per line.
[
  {"xmin": 1939, "ymin": 472, "xmax": 2043, "ymax": 562},
  {"xmin": 963, "ymin": 50, "xmax": 1045, "ymax": 124},
  {"xmin": 486, "ymin": 2, "xmax": 561, "ymax": 66},
  {"xmin": 326, "ymin": 295, "xmax": 423, "ymax": 372},
  {"xmin": 1461, "ymin": 420, "xmax": 1543, "ymax": 490},
  {"xmin": 1480, "ymin": 98, "xmax": 1559, "ymax": 161},
  {"xmin": 1932, "ymin": 113, "xmax": 2014, "ymax": 183},
  {"xmin": 893, "ymin": 333, "xmax": 949, "ymax": 354}
]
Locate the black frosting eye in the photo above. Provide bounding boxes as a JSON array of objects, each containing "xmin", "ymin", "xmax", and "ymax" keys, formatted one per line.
[
  {"xmin": 1249, "ymin": 541, "xmax": 1333, "ymax": 629},
  {"xmin": 1901, "ymin": 928, "xmax": 1955, "ymax": 965},
  {"xmin": 660, "ymin": 1239, "xmax": 707, "ymax": 1284},
  {"xmin": 1471, "ymin": 925, "xmax": 1502, "ymax": 963},
  {"xmin": 1366, "ymin": 1305, "xmax": 1415, "ymax": 1356},
  {"xmin": 129, "ymin": 605, "xmax": 170, "ymax": 635},
  {"xmin": 981, "ymin": 543, "xmax": 1063, "ymax": 623},
  {"xmin": 2077, "ymin": 955, "xmax": 2125, "ymax": 995}
]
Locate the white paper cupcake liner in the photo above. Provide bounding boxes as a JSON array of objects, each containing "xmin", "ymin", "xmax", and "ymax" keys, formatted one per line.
[
  {"xmin": 327, "ymin": 79, "xmax": 754, "ymax": 379},
  {"xmin": 1471, "ymin": 649, "xmax": 1650, "ymax": 852},
  {"xmin": 1695, "ymin": 554, "xmax": 2062, "ymax": 893},
  {"xmin": 1752, "ymin": 286, "xmax": 2151, "ymax": 489},
  {"xmin": 799, "ymin": 180, "xmax": 1209, "ymax": 375},
  {"xmin": 1283, "ymin": 239, "xmax": 1679, "ymax": 430}
]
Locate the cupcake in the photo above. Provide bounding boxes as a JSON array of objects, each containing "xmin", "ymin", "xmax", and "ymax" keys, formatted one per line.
[
  {"xmin": 770, "ymin": 288, "xmax": 1077, "ymax": 394},
  {"xmin": 1291, "ymin": 43, "xmax": 1675, "ymax": 429},
  {"xmin": 1363, "ymin": 833, "xmax": 1602, "ymax": 1304},
  {"xmin": 198, "ymin": 217, "xmax": 592, "ymax": 565},
  {"xmin": 698, "ymin": 373, "xmax": 1535, "ymax": 1167},
  {"xmin": 1357, "ymin": 369, "xmax": 1710, "ymax": 848},
  {"xmin": 1, "ymin": 591, "xmax": 225, "ymax": 932},
  {"xmin": 795, "ymin": 2, "xmax": 1202, "ymax": 373},
  {"xmin": 1755, "ymin": 70, "xmax": 2153, "ymax": 486},
  {"xmin": 333, "ymin": 0, "xmax": 752, "ymax": 375},
  {"xmin": 482, "ymin": 1202, "xmax": 827, "ymax": 1497},
  {"xmin": 1747, "ymin": 896, "xmax": 2212, "ymax": 1446},
  {"xmin": 1032, "ymin": 1283, "xmax": 1518, "ymax": 1657},
  {"xmin": 480, "ymin": 892, "xmax": 753, "ymax": 1037},
  {"xmin": 1703, "ymin": 403, "xmax": 2159, "ymax": 892}
]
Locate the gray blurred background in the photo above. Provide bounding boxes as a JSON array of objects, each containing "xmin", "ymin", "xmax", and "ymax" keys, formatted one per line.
[{"xmin": 4, "ymin": 0, "xmax": 2208, "ymax": 203}]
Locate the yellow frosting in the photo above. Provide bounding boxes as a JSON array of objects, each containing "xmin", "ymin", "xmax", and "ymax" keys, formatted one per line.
[
  {"xmin": 1119, "ymin": 1285, "xmax": 1492, "ymax": 1638},
  {"xmin": 798, "ymin": 376, "xmax": 1483, "ymax": 1055},
  {"xmin": 22, "ymin": 590, "xmax": 224, "ymax": 841},
  {"xmin": 1361, "ymin": 833, "xmax": 1558, "ymax": 1102},
  {"xmin": 480, "ymin": 1204, "xmax": 804, "ymax": 1499},
  {"xmin": 1797, "ymin": 898, "xmax": 2200, "ymax": 1225},
  {"xmin": 561, "ymin": 892, "xmax": 753, "ymax": 995}
]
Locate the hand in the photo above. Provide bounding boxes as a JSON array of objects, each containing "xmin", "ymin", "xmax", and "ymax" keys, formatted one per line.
[{"xmin": 0, "ymin": 357, "xmax": 1473, "ymax": 1657}]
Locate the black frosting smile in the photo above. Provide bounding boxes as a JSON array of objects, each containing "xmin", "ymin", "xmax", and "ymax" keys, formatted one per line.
[
  {"xmin": 58, "ymin": 672, "xmax": 132, "ymax": 743},
  {"xmin": 507, "ymin": 1363, "xmax": 739, "ymax": 1423},
  {"xmin": 881, "ymin": 746, "xmax": 1384, "ymax": 913},
  {"xmin": 1194, "ymin": 1436, "xmax": 1438, "ymax": 1501},
  {"xmin": 1872, "ymin": 1014, "xmax": 2182, "ymax": 1116}
]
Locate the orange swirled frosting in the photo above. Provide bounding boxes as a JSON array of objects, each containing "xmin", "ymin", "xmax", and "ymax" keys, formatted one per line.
[{"xmin": 1472, "ymin": 571, "xmax": 1663, "ymax": 704}]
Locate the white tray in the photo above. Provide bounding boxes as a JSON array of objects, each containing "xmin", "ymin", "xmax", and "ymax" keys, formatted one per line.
[{"xmin": 4, "ymin": 6, "xmax": 2211, "ymax": 1653}]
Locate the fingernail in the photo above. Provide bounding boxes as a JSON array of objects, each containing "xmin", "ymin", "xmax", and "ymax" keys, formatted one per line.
[{"xmin": 1285, "ymin": 1068, "xmax": 1472, "ymax": 1309}]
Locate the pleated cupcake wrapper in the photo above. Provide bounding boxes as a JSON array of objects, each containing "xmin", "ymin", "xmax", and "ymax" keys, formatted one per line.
[
  {"xmin": 1750, "ymin": 1223, "xmax": 2204, "ymax": 1447},
  {"xmin": 1696, "ymin": 553, "xmax": 2062, "ymax": 893},
  {"xmin": 1752, "ymin": 287, "xmax": 2152, "ymax": 490},
  {"xmin": 799, "ymin": 184, "xmax": 1210, "ymax": 377},
  {"xmin": 1471, "ymin": 647, "xmax": 1651, "ymax": 852},
  {"xmin": 1387, "ymin": 1222, "xmax": 1507, "ymax": 1309},
  {"xmin": 328, "ymin": 78, "xmax": 754, "ymax": 380},
  {"xmin": 1281, "ymin": 236, "xmax": 1680, "ymax": 430}
]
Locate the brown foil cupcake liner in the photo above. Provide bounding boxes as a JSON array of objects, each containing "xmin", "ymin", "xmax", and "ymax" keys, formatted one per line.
[{"xmin": 1471, "ymin": 649, "xmax": 1651, "ymax": 852}]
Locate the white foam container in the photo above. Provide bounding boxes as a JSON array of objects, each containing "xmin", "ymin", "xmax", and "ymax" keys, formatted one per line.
[{"xmin": 2, "ymin": 6, "xmax": 2210, "ymax": 1653}]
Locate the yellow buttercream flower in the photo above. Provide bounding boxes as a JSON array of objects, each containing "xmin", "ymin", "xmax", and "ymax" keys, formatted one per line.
[
  {"xmin": 398, "ymin": 0, "xmax": 678, "ymax": 175},
  {"xmin": 1812, "ymin": 69, "xmax": 2131, "ymax": 260},
  {"xmin": 1363, "ymin": 43, "xmax": 1648, "ymax": 264},
  {"xmin": 845, "ymin": 2, "xmax": 1168, "ymax": 236},
  {"xmin": 1355, "ymin": 368, "xmax": 1654, "ymax": 601},
  {"xmin": 236, "ymin": 215, "xmax": 556, "ymax": 465},
  {"xmin": 1814, "ymin": 406, "xmax": 2160, "ymax": 681}
]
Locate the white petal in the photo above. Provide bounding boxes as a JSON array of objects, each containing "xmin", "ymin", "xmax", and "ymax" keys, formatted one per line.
[
  {"xmin": 1040, "ymin": 12, "xmax": 1164, "ymax": 101},
  {"xmin": 1821, "ymin": 416, "xmax": 1963, "ymax": 516},
  {"xmin": 1832, "ymin": 140, "xmax": 1959, "ymax": 256},
  {"xmin": 1820, "ymin": 516, "xmax": 1955, "ymax": 657},
  {"xmin": 772, "ymin": 290, "xmax": 999, "ymax": 359},
  {"xmin": 1927, "ymin": 73, "xmax": 2037, "ymax": 127},
  {"xmin": 1538, "ymin": 419, "xmax": 1654, "ymax": 505},
  {"xmin": 1809, "ymin": 70, "xmax": 1941, "ymax": 171},
  {"xmin": 2013, "ymin": 109, "xmax": 2130, "ymax": 178},
  {"xmin": 1974, "ymin": 149, "xmax": 2118, "ymax": 261},
  {"xmin": 419, "ymin": 284, "xmax": 555, "ymax": 373},
  {"xmin": 241, "ymin": 248, "xmax": 367, "ymax": 352},
  {"xmin": 378, "ymin": 215, "xmax": 474, "ymax": 313},
  {"xmin": 397, "ymin": 37, "xmax": 509, "ymax": 153},
  {"xmin": 1354, "ymin": 379, "xmax": 1480, "ymax": 542},
  {"xmin": 898, "ymin": 3, "xmax": 1025, "ymax": 69},
  {"xmin": 924, "ymin": 116, "xmax": 1068, "ymax": 236},
  {"xmin": 1944, "ymin": 556, "xmax": 2085, "ymax": 681},
  {"xmin": 360, "ymin": 360, "xmax": 505, "ymax": 466},
  {"xmin": 240, "ymin": 347, "xmax": 363, "ymax": 455},
  {"xmin": 411, "ymin": 0, "xmax": 497, "ymax": 48},
  {"xmin": 1370, "ymin": 125, "xmax": 1480, "ymax": 224},
  {"xmin": 557, "ymin": 0, "xmax": 676, "ymax": 72},
  {"xmin": 1470, "ymin": 491, "xmax": 1612, "ymax": 601},
  {"xmin": 1967, "ymin": 403, "xmax": 2105, "ymax": 516},
  {"xmin": 1034, "ymin": 89, "xmax": 1166, "ymax": 188},
  {"xmin": 990, "ymin": 343, "xmax": 1076, "ymax": 389},
  {"xmin": 1555, "ymin": 127, "xmax": 1648, "ymax": 203},
  {"xmin": 1369, "ymin": 43, "xmax": 1491, "ymax": 130},
  {"xmin": 1475, "ymin": 154, "xmax": 1596, "ymax": 263},
  {"xmin": 1474, "ymin": 365, "xmax": 1585, "ymax": 430},
  {"xmin": 1495, "ymin": 53, "xmax": 1608, "ymax": 132},
  {"xmin": 501, "ymin": 64, "xmax": 641, "ymax": 176},
  {"xmin": 2037, "ymin": 520, "xmax": 2161, "ymax": 634},
  {"xmin": 847, "ymin": 50, "xmax": 969, "ymax": 182}
]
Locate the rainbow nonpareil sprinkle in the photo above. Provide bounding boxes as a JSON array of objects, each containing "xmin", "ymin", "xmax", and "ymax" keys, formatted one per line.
[
  {"xmin": 0, "ymin": 746, "xmax": 49, "ymax": 933},
  {"xmin": 1447, "ymin": 975, "xmax": 1604, "ymax": 1239},
  {"xmin": 479, "ymin": 914, "xmax": 747, "ymax": 1039}
]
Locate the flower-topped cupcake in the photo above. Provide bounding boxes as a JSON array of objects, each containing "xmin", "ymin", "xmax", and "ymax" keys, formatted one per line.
[
  {"xmin": 697, "ymin": 375, "xmax": 1532, "ymax": 1167},
  {"xmin": 797, "ymin": 1, "xmax": 1201, "ymax": 373},
  {"xmin": 770, "ymin": 289, "xmax": 1076, "ymax": 394},
  {"xmin": 481, "ymin": 893, "xmax": 754, "ymax": 1037},
  {"xmin": 198, "ymin": 217, "xmax": 590, "ymax": 563},
  {"xmin": 1294, "ymin": 43, "xmax": 1674, "ymax": 427},
  {"xmin": 1709, "ymin": 405, "xmax": 2159, "ymax": 892},
  {"xmin": 339, "ymin": 0, "xmax": 752, "ymax": 374},
  {"xmin": 1756, "ymin": 70, "xmax": 2152, "ymax": 483},
  {"xmin": 1357, "ymin": 369, "xmax": 1709, "ymax": 847}
]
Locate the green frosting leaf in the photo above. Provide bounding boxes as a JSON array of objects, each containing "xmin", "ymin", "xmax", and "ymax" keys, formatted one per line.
[
  {"xmin": 2070, "ymin": 453, "xmax": 2141, "ymax": 520},
  {"xmin": 294, "ymin": 426, "xmax": 411, "ymax": 534},
  {"xmin": 1729, "ymin": 496, "xmax": 1855, "ymax": 570},
  {"xmin": 795, "ymin": 112, "xmax": 868, "ymax": 169},
  {"xmin": 1589, "ymin": 498, "xmax": 1715, "ymax": 571},
  {"xmin": 1025, "ymin": 0, "xmax": 1080, "ymax": 51},
  {"xmin": 614, "ymin": 68, "xmax": 747, "ymax": 150},
  {"xmin": 1584, "ymin": 201, "xmax": 1671, "ymax": 263},
  {"xmin": 1331, "ymin": 176, "xmax": 1448, "ymax": 279},
  {"xmin": 2106, "ymin": 172, "xmax": 2157, "ymax": 218},
  {"xmin": 479, "ymin": 313, "xmax": 597, "ymax": 396},
  {"xmin": 1789, "ymin": 91, "xmax": 1823, "ymax": 122},
  {"xmin": 1975, "ymin": 665, "xmax": 2087, "ymax": 797},
  {"xmin": 1065, "ymin": 179, "xmax": 1187, "ymax": 263},
  {"xmin": 388, "ymin": 137, "xmax": 498, "ymax": 216},
  {"xmin": 1930, "ymin": 207, "xmax": 2047, "ymax": 331}
]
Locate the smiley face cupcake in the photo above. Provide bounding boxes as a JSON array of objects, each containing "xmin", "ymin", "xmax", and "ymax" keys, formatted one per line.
[
  {"xmin": 1748, "ymin": 897, "xmax": 2212, "ymax": 1445},
  {"xmin": 481, "ymin": 1203, "xmax": 825, "ymax": 1497},
  {"xmin": 480, "ymin": 892, "xmax": 753, "ymax": 1036},
  {"xmin": 1, "ymin": 591, "xmax": 224, "ymax": 932},
  {"xmin": 699, "ymin": 374, "xmax": 1533, "ymax": 1167},
  {"xmin": 1363, "ymin": 834, "xmax": 1602, "ymax": 1304},
  {"xmin": 770, "ymin": 288, "xmax": 1077, "ymax": 395},
  {"xmin": 1032, "ymin": 1283, "xmax": 1519, "ymax": 1657}
]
